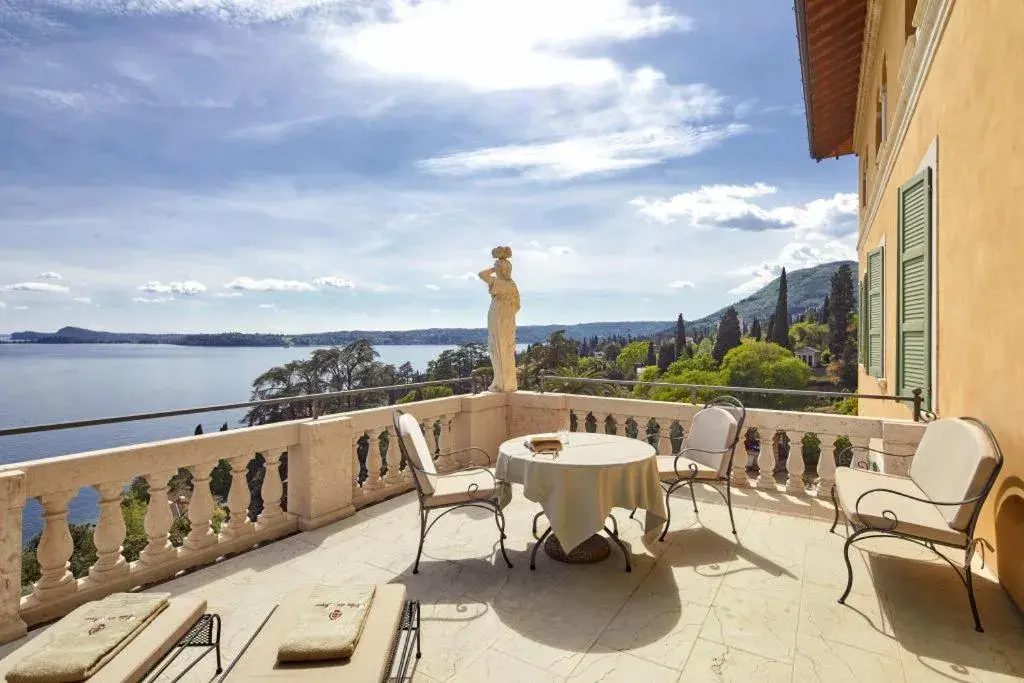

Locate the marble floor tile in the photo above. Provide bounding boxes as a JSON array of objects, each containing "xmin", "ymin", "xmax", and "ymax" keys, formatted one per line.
[
  {"xmin": 568, "ymin": 647, "xmax": 683, "ymax": 682},
  {"xmin": 798, "ymin": 583, "xmax": 898, "ymax": 658},
  {"xmin": 699, "ymin": 585, "xmax": 800, "ymax": 662},
  {"xmin": 596, "ymin": 592, "xmax": 707, "ymax": 670},
  {"xmin": 793, "ymin": 633, "xmax": 904, "ymax": 682},
  {"xmin": 678, "ymin": 638, "xmax": 792, "ymax": 682},
  {"xmin": 449, "ymin": 648, "xmax": 565, "ymax": 683}
]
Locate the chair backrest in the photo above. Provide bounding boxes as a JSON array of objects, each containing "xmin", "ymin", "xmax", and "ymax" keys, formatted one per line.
[
  {"xmin": 686, "ymin": 398, "xmax": 743, "ymax": 477},
  {"xmin": 909, "ymin": 417, "xmax": 1002, "ymax": 531},
  {"xmin": 393, "ymin": 410, "xmax": 438, "ymax": 495}
]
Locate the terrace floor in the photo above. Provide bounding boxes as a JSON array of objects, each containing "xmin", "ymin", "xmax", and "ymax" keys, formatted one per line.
[{"xmin": 3, "ymin": 485, "xmax": 1024, "ymax": 682}]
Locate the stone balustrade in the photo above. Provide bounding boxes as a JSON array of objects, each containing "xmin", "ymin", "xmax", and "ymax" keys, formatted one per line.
[{"xmin": 0, "ymin": 389, "xmax": 920, "ymax": 643}]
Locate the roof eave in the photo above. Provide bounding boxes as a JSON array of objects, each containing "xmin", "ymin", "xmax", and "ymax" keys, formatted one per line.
[{"xmin": 794, "ymin": 0, "xmax": 819, "ymax": 160}]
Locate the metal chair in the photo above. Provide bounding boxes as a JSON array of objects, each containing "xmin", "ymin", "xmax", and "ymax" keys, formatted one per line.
[
  {"xmin": 632, "ymin": 396, "xmax": 746, "ymax": 540},
  {"xmin": 829, "ymin": 416, "xmax": 1003, "ymax": 632},
  {"xmin": 392, "ymin": 409, "xmax": 513, "ymax": 574}
]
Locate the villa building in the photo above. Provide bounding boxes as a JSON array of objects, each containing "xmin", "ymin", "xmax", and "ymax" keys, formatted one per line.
[{"xmin": 796, "ymin": 0, "xmax": 1024, "ymax": 609}]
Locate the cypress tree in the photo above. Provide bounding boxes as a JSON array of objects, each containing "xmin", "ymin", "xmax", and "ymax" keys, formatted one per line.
[
  {"xmin": 657, "ymin": 340, "xmax": 675, "ymax": 372},
  {"xmin": 770, "ymin": 268, "xmax": 791, "ymax": 348},
  {"xmin": 821, "ymin": 294, "xmax": 831, "ymax": 325},
  {"xmin": 645, "ymin": 340, "xmax": 656, "ymax": 366},
  {"xmin": 674, "ymin": 314, "xmax": 686, "ymax": 358},
  {"xmin": 827, "ymin": 264, "xmax": 856, "ymax": 356},
  {"xmin": 750, "ymin": 318, "xmax": 762, "ymax": 341},
  {"xmin": 712, "ymin": 306, "xmax": 743, "ymax": 364},
  {"xmin": 766, "ymin": 316, "xmax": 775, "ymax": 343}
]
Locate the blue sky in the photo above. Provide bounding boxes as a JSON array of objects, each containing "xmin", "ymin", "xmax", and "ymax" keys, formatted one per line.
[{"xmin": 0, "ymin": 0, "xmax": 856, "ymax": 334}]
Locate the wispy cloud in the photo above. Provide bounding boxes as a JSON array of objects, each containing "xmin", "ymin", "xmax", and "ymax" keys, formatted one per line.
[
  {"xmin": 132, "ymin": 296, "xmax": 175, "ymax": 303},
  {"xmin": 38, "ymin": 271, "xmax": 63, "ymax": 280},
  {"xmin": 72, "ymin": 296, "xmax": 92, "ymax": 304},
  {"xmin": 214, "ymin": 292, "xmax": 243, "ymax": 298},
  {"xmin": 13, "ymin": 305, "xmax": 30, "ymax": 310},
  {"xmin": 4, "ymin": 282, "xmax": 70, "ymax": 293},
  {"xmin": 668, "ymin": 280, "xmax": 694, "ymax": 289},
  {"xmin": 312, "ymin": 276, "xmax": 355, "ymax": 289},
  {"xmin": 224, "ymin": 277, "xmax": 315, "ymax": 292},
  {"xmin": 139, "ymin": 280, "xmax": 207, "ymax": 295},
  {"xmin": 425, "ymin": 284, "xmax": 440, "ymax": 291}
]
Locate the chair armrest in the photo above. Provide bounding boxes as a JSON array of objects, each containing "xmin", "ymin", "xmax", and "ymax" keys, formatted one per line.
[
  {"xmin": 836, "ymin": 445, "xmax": 911, "ymax": 470},
  {"xmin": 668, "ymin": 447, "xmax": 731, "ymax": 479},
  {"xmin": 854, "ymin": 487, "xmax": 987, "ymax": 532},
  {"xmin": 431, "ymin": 466, "xmax": 502, "ymax": 501},
  {"xmin": 440, "ymin": 446, "xmax": 495, "ymax": 466}
]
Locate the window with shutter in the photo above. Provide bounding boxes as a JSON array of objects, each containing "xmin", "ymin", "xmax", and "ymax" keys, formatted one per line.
[
  {"xmin": 897, "ymin": 168, "xmax": 933, "ymax": 408},
  {"xmin": 867, "ymin": 247, "xmax": 884, "ymax": 377},
  {"xmin": 859, "ymin": 274, "xmax": 868, "ymax": 366}
]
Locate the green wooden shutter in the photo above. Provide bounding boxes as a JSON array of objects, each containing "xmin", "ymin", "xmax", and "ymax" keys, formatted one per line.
[
  {"xmin": 897, "ymin": 168, "xmax": 933, "ymax": 407},
  {"xmin": 867, "ymin": 247, "xmax": 884, "ymax": 377},
  {"xmin": 859, "ymin": 273, "xmax": 868, "ymax": 366}
]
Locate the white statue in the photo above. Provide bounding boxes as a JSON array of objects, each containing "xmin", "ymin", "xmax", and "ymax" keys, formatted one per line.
[{"xmin": 479, "ymin": 246, "xmax": 520, "ymax": 392}]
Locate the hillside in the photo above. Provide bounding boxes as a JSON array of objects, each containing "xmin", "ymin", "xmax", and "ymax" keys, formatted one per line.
[
  {"xmin": 12, "ymin": 261, "xmax": 855, "ymax": 345},
  {"xmin": 686, "ymin": 260, "xmax": 857, "ymax": 331}
]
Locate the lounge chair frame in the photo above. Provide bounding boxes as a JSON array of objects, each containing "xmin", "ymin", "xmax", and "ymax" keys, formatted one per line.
[
  {"xmin": 829, "ymin": 416, "xmax": 1004, "ymax": 632},
  {"xmin": 143, "ymin": 613, "xmax": 222, "ymax": 682}
]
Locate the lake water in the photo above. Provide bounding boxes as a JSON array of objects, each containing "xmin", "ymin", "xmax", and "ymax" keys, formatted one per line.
[{"xmin": 0, "ymin": 343, "xmax": 479, "ymax": 541}]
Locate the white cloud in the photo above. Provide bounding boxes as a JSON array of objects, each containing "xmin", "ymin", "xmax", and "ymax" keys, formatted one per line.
[
  {"xmin": 313, "ymin": 276, "xmax": 356, "ymax": 289},
  {"xmin": 13, "ymin": 305, "xmax": 30, "ymax": 310},
  {"xmin": 257, "ymin": 303, "xmax": 278, "ymax": 309},
  {"xmin": 72, "ymin": 297, "xmax": 92, "ymax": 304},
  {"xmin": 27, "ymin": 0, "xmax": 334, "ymax": 22},
  {"xmin": 549, "ymin": 245, "xmax": 575, "ymax": 256},
  {"xmin": 4, "ymin": 282, "xmax": 69, "ymax": 293},
  {"xmin": 133, "ymin": 296, "xmax": 175, "ymax": 303},
  {"xmin": 224, "ymin": 277, "xmax": 315, "ymax": 292},
  {"xmin": 631, "ymin": 184, "xmax": 858, "ymax": 239},
  {"xmin": 429, "ymin": 307, "xmax": 440, "ymax": 313},
  {"xmin": 443, "ymin": 272, "xmax": 478, "ymax": 281},
  {"xmin": 729, "ymin": 240, "xmax": 856, "ymax": 295},
  {"xmin": 668, "ymin": 280, "xmax": 694, "ymax": 289},
  {"xmin": 38, "ymin": 271, "xmax": 62, "ymax": 280},
  {"xmin": 139, "ymin": 280, "xmax": 207, "ymax": 295},
  {"xmin": 214, "ymin": 292, "xmax": 244, "ymax": 298},
  {"xmin": 0, "ymin": 301, "xmax": 6, "ymax": 309},
  {"xmin": 425, "ymin": 284, "xmax": 441, "ymax": 291}
]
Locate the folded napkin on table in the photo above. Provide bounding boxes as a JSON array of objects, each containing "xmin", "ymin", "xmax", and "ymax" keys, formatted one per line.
[{"xmin": 526, "ymin": 434, "xmax": 564, "ymax": 453}]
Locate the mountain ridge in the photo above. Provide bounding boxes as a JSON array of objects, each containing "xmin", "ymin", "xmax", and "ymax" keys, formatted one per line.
[{"xmin": 10, "ymin": 261, "xmax": 856, "ymax": 346}]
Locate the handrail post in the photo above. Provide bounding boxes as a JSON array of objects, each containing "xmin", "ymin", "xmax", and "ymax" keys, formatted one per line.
[{"xmin": 912, "ymin": 388, "xmax": 923, "ymax": 422}]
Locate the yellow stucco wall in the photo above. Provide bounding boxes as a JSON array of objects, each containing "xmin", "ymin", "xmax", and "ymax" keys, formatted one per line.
[{"xmin": 855, "ymin": 0, "xmax": 1024, "ymax": 607}]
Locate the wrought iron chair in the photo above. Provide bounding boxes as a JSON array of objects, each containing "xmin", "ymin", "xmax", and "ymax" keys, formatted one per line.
[
  {"xmin": 392, "ymin": 409, "xmax": 513, "ymax": 574},
  {"xmin": 830, "ymin": 416, "xmax": 1003, "ymax": 632},
  {"xmin": 632, "ymin": 396, "xmax": 746, "ymax": 540}
]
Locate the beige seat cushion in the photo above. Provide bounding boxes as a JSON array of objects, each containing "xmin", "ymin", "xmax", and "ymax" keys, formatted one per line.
[
  {"xmin": 657, "ymin": 455, "xmax": 717, "ymax": 481},
  {"xmin": 221, "ymin": 584, "xmax": 407, "ymax": 682},
  {"xmin": 396, "ymin": 412, "xmax": 438, "ymax": 494},
  {"xmin": 424, "ymin": 468, "xmax": 499, "ymax": 507},
  {"xmin": 835, "ymin": 467, "xmax": 966, "ymax": 546},
  {"xmin": 909, "ymin": 418, "xmax": 997, "ymax": 530},
  {"xmin": 2, "ymin": 597, "xmax": 205, "ymax": 683},
  {"xmin": 685, "ymin": 406, "xmax": 739, "ymax": 477}
]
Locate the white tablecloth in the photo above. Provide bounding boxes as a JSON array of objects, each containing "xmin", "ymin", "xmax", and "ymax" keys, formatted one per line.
[{"xmin": 496, "ymin": 433, "xmax": 667, "ymax": 552}]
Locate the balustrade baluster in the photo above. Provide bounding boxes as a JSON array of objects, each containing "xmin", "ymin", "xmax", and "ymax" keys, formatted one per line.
[
  {"xmin": 421, "ymin": 419, "xmax": 438, "ymax": 462},
  {"xmin": 222, "ymin": 456, "xmax": 255, "ymax": 538},
  {"xmin": 384, "ymin": 427, "xmax": 404, "ymax": 482},
  {"xmin": 185, "ymin": 463, "xmax": 217, "ymax": 550},
  {"xmin": 88, "ymin": 482, "xmax": 128, "ymax": 583},
  {"xmin": 731, "ymin": 436, "xmax": 751, "ymax": 488},
  {"xmin": 655, "ymin": 420, "xmax": 672, "ymax": 454},
  {"xmin": 32, "ymin": 489, "xmax": 77, "ymax": 602},
  {"xmin": 756, "ymin": 428, "xmax": 778, "ymax": 491},
  {"xmin": 139, "ymin": 470, "xmax": 175, "ymax": 566},
  {"xmin": 574, "ymin": 411, "xmax": 589, "ymax": 433},
  {"xmin": 786, "ymin": 431, "xmax": 807, "ymax": 495},
  {"xmin": 352, "ymin": 449, "xmax": 366, "ymax": 508},
  {"xmin": 592, "ymin": 412, "xmax": 608, "ymax": 435},
  {"xmin": 364, "ymin": 429, "xmax": 384, "ymax": 491},
  {"xmin": 257, "ymin": 450, "xmax": 285, "ymax": 526}
]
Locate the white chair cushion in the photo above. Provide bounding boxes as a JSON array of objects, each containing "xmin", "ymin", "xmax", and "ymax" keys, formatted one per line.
[
  {"xmin": 656, "ymin": 455, "xmax": 717, "ymax": 480},
  {"xmin": 835, "ymin": 466, "xmax": 966, "ymax": 545},
  {"xmin": 684, "ymin": 406, "xmax": 739, "ymax": 477},
  {"xmin": 424, "ymin": 469, "xmax": 499, "ymax": 507},
  {"xmin": 909, "ymin": 418, "xmax": 997, "ymax": 530},
  {"xmin": 396, "ymin": 413, "xmax": 438, "ymax": 495}
]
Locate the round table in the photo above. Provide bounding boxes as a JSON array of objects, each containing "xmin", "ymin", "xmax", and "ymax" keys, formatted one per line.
[{"xmin": 496, "ymin": 433, "xmax": 667, "ymax": 572}]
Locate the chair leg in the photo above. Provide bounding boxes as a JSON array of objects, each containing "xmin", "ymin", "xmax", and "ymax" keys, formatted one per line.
[
  {"xmin": 688, "ymin": 483, "xmax": 698, "ymax": 513},
  {"xmin": 725, "ymin": 480, "xmax": 737, "ymax": 535},
  {"xmin": 495, "ymin": 507, "xmax": 513, "ymax": 569},
  {"xmin": 532, "ymin": 511, "xmax": 546, "ymax": 540},
  {"xmin": 413, "ymin": 508, "xmax": 428, "ymax": 575},
  {"xmin": 658, "ymin": 485, "xmax": 674, "ymax": 542},
  {"xmin": 628, "ymin": 507, "xmax": 637, "ymax": 520},
  {"xmin": 604, "ymin": 525, "xmax": 631, "ymax": 573},
  {"xmin": 838, "ymin": 530, "xmax": 861, "ymax": 604},
  {"xmin": 830, "ymin": 484, "xmax": 841, "ymax": 534},
  {"xmin": 608, "ymin": 513, "xmax": 619, "ymax": 536},
  {"xmin": 965, "ymin": 550, "xmax": 984, "ymax": 632},
  {"xmin": 530, "ymin": 526, "xmax": 553, "ymax": 570}
]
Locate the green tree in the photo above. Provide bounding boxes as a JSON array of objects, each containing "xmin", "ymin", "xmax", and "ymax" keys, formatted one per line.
[
  {"xmin": 770, "ymin": 268, "xmax": 791, "ymax": 348},
  {"xmin": 397, "ymin": 385, "xmax": 455, "ymax": 404},
  {"xmin": 750, "ymin": 318, "xmax": 762, "ymax": 341},
  {"xmin": 645, "ymin": 340, "xmax": 657, "ymax": 367},
  {"xmin": 821, "ymin": 294, "xmax": 831, "ymax": 325},
  {"xmin": 616, "ymin": 341, "xmax": 650, "ymax": 376},
  {"xmin": 719, "ymin": 341, "xmax": 811, "ymax": 409},
  {"xmin": 427, "ymin": 343, "xmax": 490, "ymax": 380},
  {"xmin": 788, "ymin": 321, "xmax": 829, "ymax": 350},
  {"xmin": 827, "ymin": 264, "xmax": 856, "ymax": 356},
  {"xmin": 712, "ymin": 306, "xmax": 742, "ymax": 364},
  {"xmin": 657, "ymin": 340, "xmax": 676, "ymax": 372},
  {"xmin": 674, "ymin": 314, "xmax": 686, "ymax": 358}
]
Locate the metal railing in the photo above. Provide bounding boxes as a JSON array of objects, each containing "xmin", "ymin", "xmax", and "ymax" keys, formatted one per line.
[
  {"xmin": 536, "ymin": 372, "xmax": 934, "ymax": 422},
  {"xmin": 0, "ymin": 377, "xmax": 478, "ymax": 437}
]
